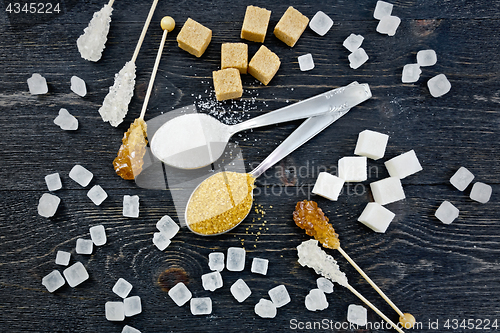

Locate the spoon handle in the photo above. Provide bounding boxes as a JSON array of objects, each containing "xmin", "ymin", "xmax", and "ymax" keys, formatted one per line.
[
  {"xmin": 250, "ymin": 82, "xmax": 371, "ymax": 179},
  {"xmin": 229, "ymin": 83, "xmax": 371, "ymax": 135}
]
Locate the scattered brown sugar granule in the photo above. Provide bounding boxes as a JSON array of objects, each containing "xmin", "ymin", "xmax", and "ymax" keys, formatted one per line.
[
  {"xmin": 241, "ymin": 5, "xmax": 271, "ymax": 43},
  {"xmin": 212, "ymin": 68, "xmax": 243, "ymax": 101},
  {"xmin": 221, "ymin": 43, "xmax": 248, "ymax": 74},
  {"xmin": 177, "ymin": 18, "xmax": 212, "ymax": 57},
  {"xmin": 274, "ymin": 6, "xmax": 309, "ymax": 47},
  {"xmin": 248, "ymin": 45, "xmax": 280, "ymax": 86},
  {"xmin": 293, "ymin": 200, "xmax": 340, "ymax": 249}
]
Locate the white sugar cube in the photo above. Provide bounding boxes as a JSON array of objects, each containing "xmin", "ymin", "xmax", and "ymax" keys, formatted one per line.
[
  {"xmin": 316, "ymin": 277, "xmax": 334, "ymax": 294},
  {"xmin": 208, "ymin": 252, "xmax": 225, "ymax": 271},
  {"xmin": 153, "ymin": 232, "xmax": 171, "ymax": 251},
  {"xmin": 354, "ymin": 129, "xmax": 389, "ymax": 160},
  {"xmin": 87, "ymin": 185, "xmax": 108, "ymax": 205},
  {"xmin": 54, "ymin": 108, "xmax": 78, "ymax": 131},
  {"xmin": 45, "ymin": 173, "xmax": 62, "ymax": 191},
  {"xmin": 27, "ymin": 73, "xmax": 48, "ymax": 95},
  {"xmin": 402, "ymin": 64, "xmax": 422, "ymax": 83},
  {"xmin": 230, "ymin": 278, "xmax": 252, "ymax": 303},
  {"xmin": 156, "ymin": 215, "xmax": 179, "ymax": 239},
  {"xmin": 376, "ymin": 15, "xmax": 401, "ymax": 36},
  {"xmin": 373, "ymin": 1, "xmax": 393, "ymax": 20},
  {"xmin": 298, "ymin": 53, "xmax": 315, "ymax": 71},
  {"xmin": 470, "ymin": 182, "xmax": 492, "ymax": 204},
  {"xmin": 254, "ymin": 299, "xmax": 277, "ymax": 318},
  {"xmin": 309, "ymin": 11, "xmax": 333, "ymax": 36},
  {"xmin": 450, "ymin": 167, "xmax": 474, "ymax": 191},
  {"xmin": 251, "ymin": 257, "xmax": 269, "ymax": 275},
  {"xmin": 105, "ymin": 301, "xmax": 125, "ymax": 321},
  {"xmin": 227, "ymin": 247, "xmax": 245, "ymax": 271},
  {"xmin": 343, "ymin": 33, "xmax": 364, "ymax": 53},
  {"xmin": 201, "ymin": 271, "xmax": 223, "ymax": 291},
  {"xmin": 338, "ymin": 156, "xmax": 367, "ymax": 182},
  {"xmin": 70, "ymin": 76, "xmax": 87, "ymax": 97},
  {"xmin": 37, "ymin": 193, "xmax": 60, "ymax": 218},
  {"xmin": 124, "ymin": 296, "xmax": 142, "ymax": 317},
  {"xmin": 268, "ymin": 285, "xmax": 291, "ymax": 308},
  {"xmin": 347, "ymin": 304, "xmax": 367, "ymax": 326},
  {"xmin": 168, "ymin": 282, "xmax": 192, "ymax": 306},
  {"xmin": 89, "ymin": 225, "xmax": 107, "ymax": 246},
  {"xmin": 113, "ymin": 278, "xmax": 133, "ymax": 298},
  {"xmin": 55, "ymin": 250, "xmax": 71, "ymax": 266},
  {"xmin": 122, "ymin": 325, "xmax": 141, "ymax": 333},
  {"xmin": 358, "ymin": 202, "xmax": 396, "ymax": 233},
  {"xmin": 123, "ymin": 195, "xmax": 139, "ymax": 217},
  {"xmin": 370, "ymin": 177, "xmax": 406, "ymax": 205},
  {"xmin": 63, "ymin": 262, "xmax": 89, "ymax": 287},
  {"xmin": 416, "ymin": 49, "xmax": 437, "ymax": 67},
  {"xmin": 312, "ymin": 172, "xmax": 345, "ymax": 201},
  {"xmin": 435, "ymin": 200, "xmax": 459, "ymax": 224},
  {"xmin": 42, "ymin": 270, "xmax": 66, "ymax": 292},
  {"xmin": 348, "ymin": 48, "xmax": 369, "ymax": 69},
  {"xmin": 75, "ymin": 238, "xmax": 93, "ymax": 254},
  {"xmin": 305, "ymin": 288, "xmax": 328, "ymax": 311},
  {"xmin": 385, "ymin": 150, "xmax": 423, "ymax": 179},
  {"xmin": 190, "ymin": 297, "xmax": 212, "ymax": 315},
  {"xmin": 428, "ymin": 74, "xmax": 451, "ymax": 98},
  {"xmin": 69, "ymin": 164, "xmax": 93, "ymax": 187}
]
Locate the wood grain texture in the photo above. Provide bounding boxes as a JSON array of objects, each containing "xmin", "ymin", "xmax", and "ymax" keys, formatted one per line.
[{"xmin": 1, "ymin": 0, "xmax": 499, "ymax": 332}]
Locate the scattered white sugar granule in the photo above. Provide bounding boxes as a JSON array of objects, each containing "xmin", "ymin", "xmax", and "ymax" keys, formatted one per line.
[
  {"xmin": 69, "ymin": 164, "xmax": 93, "ymax": 187},
  {"xmin": 373, "ymin": 1, "xmax": 393, "ymax": 20},
  {"xmin": 309, "ymin": 11, "xmax": 333, "ymax": 36},
  {"xmin": 37, "ymin": 193, "xmax": 61, "ymax": 218},
  {"xmin": 54, "ymin": 108, "xmax": 78, "ymax": 131},
  {"xmin": 70, "ymin": 76, "xmax": 87, "ymax": 97},
  {"xmin": 428, "ymin": 74, "xmax": 451, "ymax": 97},
  {"xmin": 123, "ymin": 195, "xmax": 139, "ymax": 217},
  {"xmin": 416, "ymin": 49, "xmax": 437, "ymax": 67},
  {"xmin": 208, "ymin": 252, "xmax": 225, "ymax": 271},
  {"xmin": 255, "ymin": 299, "xmax": 277, "ymax": 318},
  {"xmin": 227, "ymin": 247, "xmax": 245, "ymax": 271},
  {"xmin": 312, "ymin": 172, "xmax": 345, "ymax": 201},
  {"xmin": 124, "ymin": 296, "xmax": 142, "ymax": 317},
  {"xmin": 63, "ymin": 262, "xmax": 89, "ymax": 287},
  {"xmin": 402, "ymin": 64, "xmax": 422, "ymax": 83},
  {"xmin": 55, "ymin": 250, "xmax": 71, "ymax": 266},
  {"xmin": 358, "ymin": 202, "xmax": 396, "ymax": 233},
  {"xmin": 268, "ymin": 285, "xmax": 291, "ymax": 308},
  {"xmin": 298, "ymin": 53, "xmax": 315, "ymax": 71},
  {"xmin": 376, "ymin": 15, "xmax": 401, "ymax": 36},
  {"xmin": 42, "ymin": 270, "xmax": 66, "ymax": 292},
  {"xmin": 338, "ymin": 156, "xmax": 367, "ymax": 182},
  {"xmin": 348, "ymin": 48, "xmax": 369, "ymax": 69},
  {"xmin": 113, "ymin": 278, "xmax": 133, "ymax": 298},
  {"xmin": 470, "ymin": 182, "xmax": 492, "ymax": 204},
  {"xmin": 347, "ymin": 304, "xmax": 368, "ymax": 326},
  {"xmin": 251, "ymin": 257, "xmax": 269, "ymax": 275},
  {"xmin": 156, "ymin": 215, "xmax": 180, "ymax": 239},
  {"xmin": 190, "ymin": 297, "xmax": 212, "ymax": 315},
  {"xmin": 450, "ymin": 167, "xmax": 475, "ymax": 191},
  {"xmin": 305, "ymin": 288, "xmax": 328, "ymax": 311},
  {"xmin": 87, "ymin": 185, "xmax": 107, "ymax": 206},
  {"xmin": 77, "ymin": 4, "xmax": 113, "ymax": 62},
  {"xmin": 27, "ymin": 73, "xmax": 48, "ymax": 95},
  {"xmin": 89, "ymin": 225, "xmax": 107, "ymax": 246},
  {"xmin": 435, "ymin": 200, "xmax": 459, "ymax": 224},
  {"xmin": 45, "ymin": 173, "xmax": 62, "ymax": 191},
  {"xmin": 370, "ymin": 177, "xmax": 406, "ymax": 205},
  {"xmin": 316, "ymin": 277, "xmax": 334, "ymax": 294},
  {"xmin": 122, "ymin": 325, "xmax": 141, "ymax": 333},
  {"xmin": 201, "ymin": 271, "xmax": 223, "ymax": 291},
  {"xmin": 343, "ymin": 33, "xmax": 364, "ymax": 53},
  {"xmin": 354, "ymin": 129, "xmax": 389, "ymax": 160},
  {"xmin": 168, "ymin": 282, "xmax": 192, "ymax": 307},
  {"xmin": 75, "ymin": 238, "xmax": 93, "ymax": 255},
  {"xmin": 384, "ymin": 150, "xmax": 423, "ymax": 179},
  {"xmin": 153, "ymin": 232, "xmax": 171, "ymax": 251},
  {"xmin": 105, "ymin": 301, "xmax": 125, "ymax": 321},
  {"xmin": 230, "ymin": 279, "xmax": 252, "ymax": 302}
]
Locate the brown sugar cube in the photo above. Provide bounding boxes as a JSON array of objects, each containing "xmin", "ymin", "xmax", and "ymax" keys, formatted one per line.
[
  {"xmin": 213, "ymin": 68, "xmax": 243, "ymax": 101},
  {"xmin": 248, "ymin": 45, "xmax": 280, "ymax": 86},
  {"xmin": 221, "ymin": 43, "xmax": 248, "ymax": 74},
  {"xmin": 177, "ymin": 18, "xmax": 212, "ymax": 57},
  {"xmin": 273, "ymin": 7, "xmax": 309, "ymax": 47},
  {"xmin": 241, "ymin": 5, "xmax": 271, "ymax": 43}
]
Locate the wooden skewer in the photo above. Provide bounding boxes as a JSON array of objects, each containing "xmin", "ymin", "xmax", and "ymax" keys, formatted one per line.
[
  {"xmin": 139, "ymin": 16, "xmax": 175, "ymax": 120},
  {"xmin": 131, "ymin": 0, "xmax": 159, "ymax": 64},
  {"xmin": 107, "ymin": 0, "xmax": 115, "ymax": 7}
]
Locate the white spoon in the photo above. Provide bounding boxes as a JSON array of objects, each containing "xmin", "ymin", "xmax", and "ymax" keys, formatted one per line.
[{"xmin": 150, "ymin": 83, "xmax": 371, "ymax": 169}]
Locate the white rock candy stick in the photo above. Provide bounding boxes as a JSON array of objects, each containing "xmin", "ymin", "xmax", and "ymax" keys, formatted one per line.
[
  {"xmin": 297, "ymin": 240, "xmax": 405, "ymax": 333},
  {"xmin": 98, "ymin": 0, "xmax": 159, "ymax": 127},
  {"xmin": 77, "ymin": 0, "xmax": 115, "ymax": 62}
]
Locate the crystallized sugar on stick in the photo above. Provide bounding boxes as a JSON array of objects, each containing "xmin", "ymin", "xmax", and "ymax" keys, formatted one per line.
[
  {"xmin": 98, "ymin": 61, "xmax": 136, "ymax": 127},
  {"xmin": 77, "ymin": 4, "xmax": 113, "ymax": 62}
]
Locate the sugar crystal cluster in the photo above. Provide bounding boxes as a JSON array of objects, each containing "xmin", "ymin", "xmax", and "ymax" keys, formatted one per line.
[
  {"xmin": 374, "ymin": 1, "xmax": 400, "ymax": 36},
  {"xmin": 153, "ymin": 215, "xmax": 179, "ymax": 251},
  {"xmin": 76, "ymin": 3, "xmax": 113, "ymax": 62}
]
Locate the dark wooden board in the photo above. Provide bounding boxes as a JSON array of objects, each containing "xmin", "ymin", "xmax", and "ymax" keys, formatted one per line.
[{"xmin": 1, "ymin": 0, "xmax": 499, "ymax": 332}]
